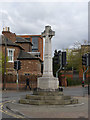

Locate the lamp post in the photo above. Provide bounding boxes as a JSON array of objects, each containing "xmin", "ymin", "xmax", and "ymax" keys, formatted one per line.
[{"xmin": 3, "ymin": 36, "xmax": 7, "ymax": 90}]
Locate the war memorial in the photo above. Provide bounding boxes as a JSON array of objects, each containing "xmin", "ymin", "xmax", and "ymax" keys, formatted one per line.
[{"xmin": 19, "ymin": 26, "xmax": 78, "ymax": 105}]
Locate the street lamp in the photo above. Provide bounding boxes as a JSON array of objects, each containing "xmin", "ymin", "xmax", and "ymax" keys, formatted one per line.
[{"xmin": 3, "ymin": 36, "xmax": 7, "ymax": 90}]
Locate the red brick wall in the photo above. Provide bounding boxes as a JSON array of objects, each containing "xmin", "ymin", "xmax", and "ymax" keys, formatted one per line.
[
  {"xmin": 18, "ymin": 59, "xmax": 41, "ymax": 75},
  {"xmin": 5, "ymin": 82, "xmax": 37, "ymax": 90}
]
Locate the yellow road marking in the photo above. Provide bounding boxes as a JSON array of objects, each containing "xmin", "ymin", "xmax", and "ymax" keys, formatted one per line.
[
  {"xmin": 0, "ymin": 105, "xmax": 3, "ymax": 109},
  {"xmin": 0, "ymin": 101, "xmax": 24, "ymax": 118},
  {"xmin": 0, "ymin": 109, "xmax": 20, "ymax": 118}
]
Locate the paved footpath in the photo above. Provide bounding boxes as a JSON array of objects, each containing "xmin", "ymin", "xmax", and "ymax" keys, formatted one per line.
[
  {"xmin": 6, "ymin": 96, "xmax": 88, "ymax": 118},
  {"xmin": 1, "ymin": 86, "xmax": 89, "ymax": 118}
]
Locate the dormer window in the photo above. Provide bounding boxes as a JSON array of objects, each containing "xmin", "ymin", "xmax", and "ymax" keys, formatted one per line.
[{"xmin": 7, "ymin": 48, "xmax": 15, "ymax": 62}]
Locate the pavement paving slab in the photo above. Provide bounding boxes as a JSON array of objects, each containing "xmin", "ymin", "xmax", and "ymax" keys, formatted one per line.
[{"xmin": 6, "ymin": 96, "xmax": 88, "ymax": 118}]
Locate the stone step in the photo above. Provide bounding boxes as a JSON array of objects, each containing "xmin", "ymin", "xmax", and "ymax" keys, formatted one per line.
[
  {"xmin": 19, "ymin": 98, "xmax": 78, "ymax": 105},
  {"xmin": 33, "ymin": 91, "xmax": 63, "ymax": 96},
  {"xmin": 26, "ymin": 95, "xmax": 62, "ymax": 100},
  {"xmin": 26, "ymin": 94, "xmax": 71, "ymax": 100},
  {"xmin": 19, "ymin": 99, "xmax": 44, "ymax": 105},
  {"xmin": 62, "ymin": 96, "xmax": 71, "ymax": 100}
]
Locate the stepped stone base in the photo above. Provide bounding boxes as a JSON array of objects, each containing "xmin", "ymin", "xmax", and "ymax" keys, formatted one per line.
[{"xmin": 19, "ymin": 91, "xmax": 78, "ymax": 105}]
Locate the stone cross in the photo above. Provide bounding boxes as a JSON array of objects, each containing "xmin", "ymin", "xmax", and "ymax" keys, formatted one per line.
[
  {"xmin": 37, "ymin": 26, "xmax": 58, "ymax": 90},
  {"xmin": 42, "ymin": 26, "xmax": 55, "ymax": 77}
]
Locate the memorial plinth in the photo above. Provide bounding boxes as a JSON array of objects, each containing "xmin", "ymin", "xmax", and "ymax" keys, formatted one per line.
[
  {"xmin": 19, "ymin": 26, "xmax": 78, "ymax": 105},
  {"xmin": 37, "ymin": 26, "xmax": 59, "ymax": 90}
]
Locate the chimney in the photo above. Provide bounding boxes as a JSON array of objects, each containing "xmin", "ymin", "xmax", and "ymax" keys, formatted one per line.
[
  {"xmin": 2, "ymin": 27, "xmax": 16, "ymax": 43},
  {"xmin": 3, "ymin": 27, "xmax": 10, "ymax": 32}
]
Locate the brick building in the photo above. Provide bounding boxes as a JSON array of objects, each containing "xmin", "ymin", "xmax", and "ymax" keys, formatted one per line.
[
  {"xmin": 1, "ymin": 27, "xmax": 43, "ymax": 89},
  {"xmin": 17, "ymin": 35, "xmax": 43, "ymax": 61}
]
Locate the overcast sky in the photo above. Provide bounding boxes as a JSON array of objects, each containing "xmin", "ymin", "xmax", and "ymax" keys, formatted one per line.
[{"xmin": 0, "ymin": 1, "xmax": 88, "ymax": 54}]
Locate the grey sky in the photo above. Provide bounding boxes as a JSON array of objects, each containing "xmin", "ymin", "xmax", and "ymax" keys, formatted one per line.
[{"xmin": 0, "ymin": 1, "xmax": 88, "ymax": 54}]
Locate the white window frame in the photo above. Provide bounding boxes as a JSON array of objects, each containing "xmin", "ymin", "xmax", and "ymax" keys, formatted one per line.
[{"xmin": 7, "ymin": 48, "xmax": 15, "ymax": 62}]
